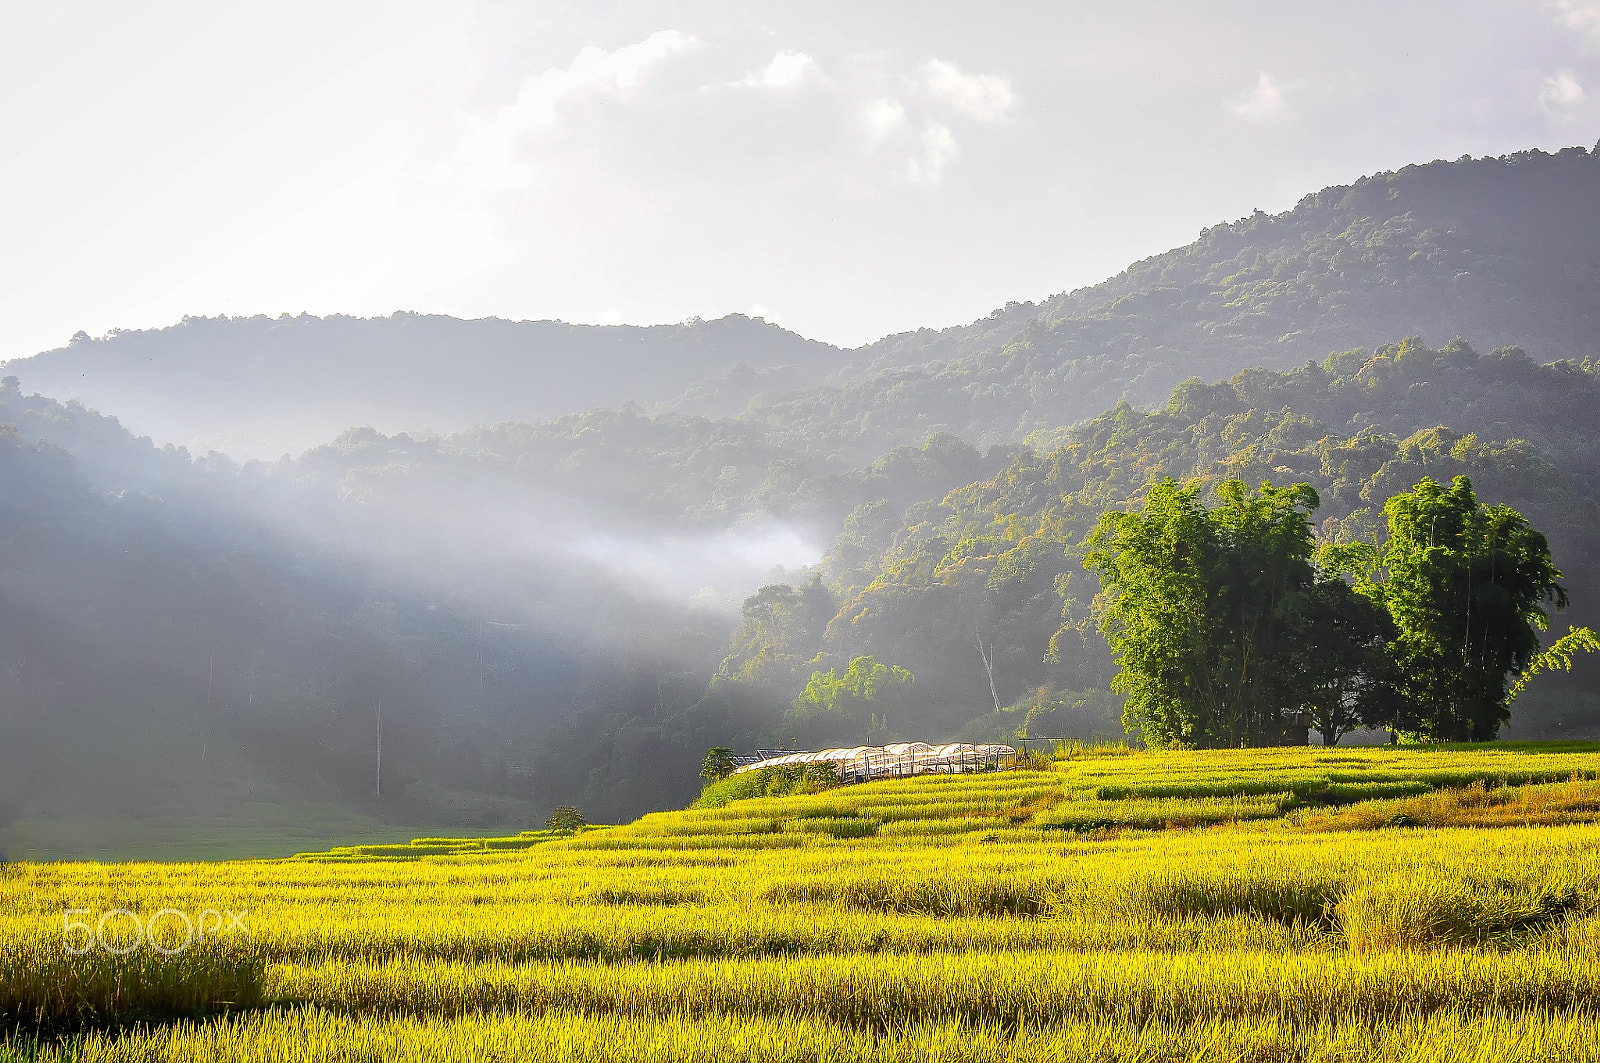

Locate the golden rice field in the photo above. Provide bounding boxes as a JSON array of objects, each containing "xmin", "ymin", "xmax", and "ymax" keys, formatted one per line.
[{"xmin": 9, "ymin": 742, "xmax": 1600, "ymax": 1060}]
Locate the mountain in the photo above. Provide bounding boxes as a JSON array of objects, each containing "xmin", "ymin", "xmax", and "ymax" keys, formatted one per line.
[
  {"xmin": 268, "ymin": 334, "xmax": 1600, "ymax": 765},
  {"xmin": 3, "ymin": 312, "xmax": 851, "ymax": 459},
  {"xmin": 744, "ymin": 147, "xmax": 1600, "ymax": 459},
  {"xmin": 7, "ymin": 147, "xmax": 1600, "ymax": 855},
  {"xmin": 11, "ymin": 149, "xmax": 1597, "ymax": 466}
]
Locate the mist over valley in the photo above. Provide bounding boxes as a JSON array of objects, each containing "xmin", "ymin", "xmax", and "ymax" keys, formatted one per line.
[{"xmin": 3, "ymin": 147, "xmax": 1600, "ymax": 858}]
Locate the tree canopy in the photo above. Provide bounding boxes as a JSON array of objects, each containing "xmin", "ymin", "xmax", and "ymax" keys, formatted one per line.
[
  {"xmin": 1085, "ymin": 473, "xmax": 1571, "ymax": 747},
  {"xmin": 1364, "ymin": 476, "xmax": 1568, "ymax": 741},
  {"xmin": 788, "ymin": 655, "xmax": 915, "ymax": 745},
  {"xmin": 1084, "ymin": 478, "xmax": 1386, "ymax": 747}
]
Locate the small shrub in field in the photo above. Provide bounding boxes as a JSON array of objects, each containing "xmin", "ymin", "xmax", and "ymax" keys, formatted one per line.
[
  {"xmin": 546, "ymin": 806, "xmax": 587, "ymax": 832},
  {"xmin": 700, "ymin": 747, "xmax": 737, "ymax": 781},
  {"xmin": 693, "ymin": 766, "xmax": 839, "ymax": 809},
  {"xmin": 1012, "ymin": 750, "xmax": 1055, "ymax": 772}
]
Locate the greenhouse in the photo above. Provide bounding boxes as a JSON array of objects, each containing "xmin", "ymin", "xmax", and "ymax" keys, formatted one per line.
[{"xmin": 729, "ymin": 742, "xmax": 1018, "ymax": 785}]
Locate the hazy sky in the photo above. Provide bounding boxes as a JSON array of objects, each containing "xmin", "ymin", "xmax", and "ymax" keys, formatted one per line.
[{"xmin": 3, "ymin": 1, "xmax": 1597, "ymax": 359}]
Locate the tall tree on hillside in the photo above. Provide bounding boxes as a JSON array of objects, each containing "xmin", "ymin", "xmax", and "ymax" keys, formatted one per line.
[{"xmin": 1365, "ymin": 476, "xmax": 1568, "ymax": 741}]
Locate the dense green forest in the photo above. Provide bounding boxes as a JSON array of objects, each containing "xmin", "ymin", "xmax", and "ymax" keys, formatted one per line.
[
  {"xmin": 3, "ymin": 148, "xmax": 1600, "ymax": 851},
  {"xmin": 1085, "ymin": 473, "xmax": 1572, "ymax": 749},
  {"xmin": 711, "ymin": 338, "xmax": 1600, "ymax": 750}
]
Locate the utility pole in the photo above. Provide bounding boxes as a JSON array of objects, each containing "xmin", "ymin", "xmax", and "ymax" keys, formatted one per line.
[
  {"xmin": 374, "ymin": 700, "xmax": 383, "ymax": 797},
  {"xmin": 200, "ymin": 654, "xmax": 215, "ymax": 759}
]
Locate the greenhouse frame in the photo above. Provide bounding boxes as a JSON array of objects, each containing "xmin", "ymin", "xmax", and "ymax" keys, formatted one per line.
[{"xmin": 730, "ymin": 742, "xmax": 1018, "ymax": 785}]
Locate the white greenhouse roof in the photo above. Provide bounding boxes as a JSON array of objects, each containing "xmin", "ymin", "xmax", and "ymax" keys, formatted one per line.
[{"xmin": 729, "ymin": 742, "xmax": 1017, "ymax": 778}]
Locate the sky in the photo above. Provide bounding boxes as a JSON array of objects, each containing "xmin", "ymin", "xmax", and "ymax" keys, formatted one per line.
[{"xmin": 2, "ymin": 1, "xmax": 1598, "ymax": 360}]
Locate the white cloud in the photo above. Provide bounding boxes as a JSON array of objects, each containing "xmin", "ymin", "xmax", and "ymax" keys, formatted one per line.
[
  {"xmin": 502, "ymin": 30, "xmax": 696, "ymax": 129},
  {"xmin": 1230, "ymin": 71, "xmax": 1294, "ymax": 119},
  {"xmin": 1552, "ymin": 2, "xmax": 1600, "ymax": 49},
  {"xmin": 860, "ymin": 98, "xmax": 909, "ymax": 142},
  {"xmin": 454, "ymin": 30, "xmax": 697, "ymax": 191},
  {"xmin": 747, "ymin": 51, "xmax": 820, "ymax": 89},
  {"xmin": 859, "ymin": 99, "xmax": 957, "ymax": 184},
  {"xmin": 920, "ymin": 59, "xmax": 1017, "ymax": 121},
  {"xmin": 1540, "ymin": 70, "xmax": 1587, "ymax": 115},
  {"xmin": 908, "ymin": 124, "xmax": 959, "ymax": 184}
]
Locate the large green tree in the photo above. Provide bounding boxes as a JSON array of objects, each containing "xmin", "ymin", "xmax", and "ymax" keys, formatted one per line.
[
  {"xmin": 1084, "ymin": 478, "xmax": 1328, "ymax": 747},
  {"xmin": 1082, "ymin": 479, "xmax": 1219, "ymax": 747},
  {"xmin": 1205, "ymin": 479, "xmax": 1324, "ymax": 746},
  {"xmin": 1368, "ymin": 476, "xmax": 1568, "ymax": 741},
  {"xmin": 1296, "ymin": 576, "xmax": 1399, "ymax": 746}
]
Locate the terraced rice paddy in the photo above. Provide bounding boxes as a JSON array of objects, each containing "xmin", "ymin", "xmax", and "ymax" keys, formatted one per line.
[{"xmin": 8, "ymin": 743, "xmax": 1600, "ymax": 1060}]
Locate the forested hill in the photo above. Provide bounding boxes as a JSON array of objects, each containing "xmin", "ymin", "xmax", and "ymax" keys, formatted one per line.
[
  {"xmin": 7, "ymin": 146, "xmax": 1600, "ymax": 853},
  {"xmin": 709, "ymin": 338, "xmax": 1600, "ymax": 753},
  {"xmin": 8, "ymin": 333, "xmax": 1599, "ymax": 851},
  {"xmin": 2, "ymin": 313, "xmax": 850, "ymax": 459},
  {"xmin": 747, "ymin": 147, "xmax": 1600, "ymax": 459},
  {"xmin": 7, "ymin": 149, "xmax": 1596, "ymax": 468}
]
